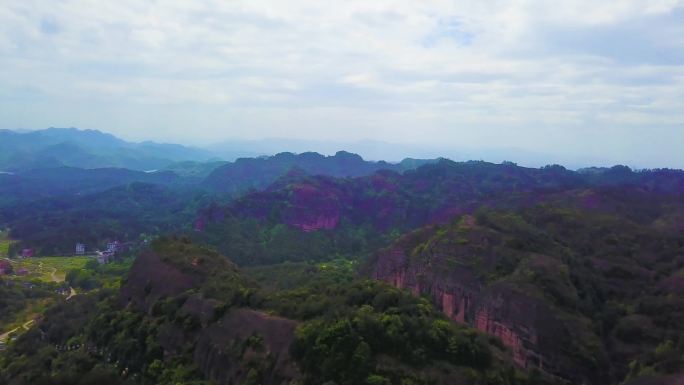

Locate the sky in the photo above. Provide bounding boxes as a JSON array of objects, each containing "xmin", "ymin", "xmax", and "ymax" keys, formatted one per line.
[{"xmin": 0, "ymin": 1, "xmax": 683, "ymax": 168}]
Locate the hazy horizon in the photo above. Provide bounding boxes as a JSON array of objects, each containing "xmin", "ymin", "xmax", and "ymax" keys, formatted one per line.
[
  {"xmin": 1, "ymin": 1, "xmax": 683, "ymax": 168},
  {"xmin": 0, "ymin": 126, "xmax": 670, "ymax": 170}
]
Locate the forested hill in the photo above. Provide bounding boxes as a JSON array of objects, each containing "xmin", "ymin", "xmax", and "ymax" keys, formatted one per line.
[
  {"xmin": 0, "ymin": 237, "xmax": 544, "ymax": 385},
  {"xmin": 0, "ymin": 149, "xmax": 436, "ymax": 255},
  {"xmin": 0, "ymin": 128, "xmax": 216, "ymax": 171},
  {"xmin": 195, "ymin": 160, "xmax": 684, "ymax": 265},
  {"xmin": 201, "ymin": 150, "xmax": 437, "ymax": 195},
  {"xmin": 2, "ymin": 157, "xmax": 682, "ymax": 259},
  {"xmin": 370, "ymin": 197, "xmax": 684, "ymax": 383},
  {"xmin": 0, "ymin": 167, "xmax": 181, "ymax": 207}
]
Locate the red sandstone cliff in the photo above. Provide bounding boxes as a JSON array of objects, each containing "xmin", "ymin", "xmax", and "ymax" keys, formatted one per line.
[{"xmin": 370, "ymin": 216, "xmax": 607, "ymax": 384}]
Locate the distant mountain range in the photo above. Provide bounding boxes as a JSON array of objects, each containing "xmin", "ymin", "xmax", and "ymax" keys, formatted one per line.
[
  {"xmin": 206, "ymin": 138, "xmax": 619, "ymax": 169},
  {"xmin": 0, "ymin": 128, "xmax": 444, "ymax": 176},
  {"xmin": 0, "ymin": 128, "xmax": 217, "ymax": 171},
  {"xmin": 203, "ymin": 151, "xmax": 437, "ymax": 195},
  {"xmin": 0, "ymin": 128, "xmax": 636, "ymax": 172}
]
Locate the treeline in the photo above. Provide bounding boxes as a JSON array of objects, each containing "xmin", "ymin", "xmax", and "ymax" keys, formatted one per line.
[{"xmin": 2, "ymin": 183, "xmax": 212, "ymax": 256}]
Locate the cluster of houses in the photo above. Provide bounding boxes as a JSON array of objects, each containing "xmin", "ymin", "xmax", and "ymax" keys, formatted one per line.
[
  {"xmin": 0, "ymin": 240, "xmax": 128, "ymax": 276},
  {"xmin": 75, "ymin": 241, "xmax": 126, "ymax": 264},
  {"xmin": 15, "ymin": 241, "xmax": 123, "ymax": 260},
  {"xmin": 95, "ymin": 241, "xmax": 122, "ymax": 264}
]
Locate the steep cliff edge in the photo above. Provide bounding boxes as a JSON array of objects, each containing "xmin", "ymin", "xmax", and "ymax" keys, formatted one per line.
[
  {"xmin": 370, "ymin": 215, "xmax": 608, "ymax": 384},
  {"xmin": 118, "ymin": 237, "xmax": 301, "ymax": 385},
  {"xmin": 370, "ymin": 196, "xmax": 684, "ymax": 385}
]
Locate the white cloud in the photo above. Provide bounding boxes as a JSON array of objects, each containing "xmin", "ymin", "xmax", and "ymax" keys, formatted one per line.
[{"xmin": 0, "ymin": 1, "xmax": 683, "ymax": 167}]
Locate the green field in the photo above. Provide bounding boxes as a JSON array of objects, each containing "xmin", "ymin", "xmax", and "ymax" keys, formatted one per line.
[
  {"xmin": 0, "ymin": 231, "xmax": 11, "ymax": 258},
  {"xmin": 9, "ymin": 256, "xmax": 92, "ymax": 283},
  {"xmin": 0, "ymin": 255, "xmax": 92, "ymax": 339},
  {"xmin": 0, "ymin": 240, "xmax": 9, "ymax": 258}
]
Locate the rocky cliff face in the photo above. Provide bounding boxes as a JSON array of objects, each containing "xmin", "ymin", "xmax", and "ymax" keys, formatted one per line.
[
  {"xmin": 193, "ymin": 308, "xmax": 299, "ymax": 385},
  {"xmin": 370, "ymin": 216, "xmax": 607, "ymax": 384},
  {"xmin": 119, "ymin": 240, "xmax": 301, "ymax": 385},
  {"xmin": 373, "ymin": 247, "xmax": 552, "ymax": 370},
  {"xmin": 120, "ymin": 249, "xmax": 199, "ymax": 311},
  {"xmin": 283, "ymin": 183, "xmax": 341, "ymax": 232}
]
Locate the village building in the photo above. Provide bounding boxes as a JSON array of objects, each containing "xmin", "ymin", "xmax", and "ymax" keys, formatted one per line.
[
  {"xmin": 106, "ymin": 241, "xmax": 121, "ymax": 253},
  {"xmin": 21, "ymin": 248, "xmax": 34, "ymax": 258},
  {"xmin": 75, "ymin": 243, "xmax": 86, "ymax": 255},
  {"xmin": 95, "ymin": 240, "xmax": 123, "ymax": 264},
  {"xmin": 55, "ymin": 287, "xmax": 70, "ymax": 296}
]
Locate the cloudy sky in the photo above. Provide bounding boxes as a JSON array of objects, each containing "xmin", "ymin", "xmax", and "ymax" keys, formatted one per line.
[{"xmin": 1, "ymin": 1, "xmax": 683, "ymax": 167}]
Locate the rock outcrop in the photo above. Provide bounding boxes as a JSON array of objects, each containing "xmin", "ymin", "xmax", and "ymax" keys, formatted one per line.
[
  {"xmin": 120, "ymin": 249, "xmax": 199, "ymax": 311},
  {"xmin": 119, "ymin": 239, "xmax": 301, "ymax": 385},
  {"xmin": 194, "ymin": 309, "xmax": 299, "ymax": 385},
  {"xmin": 370, "ymin": 217, "xmax": 607, "ymax": 384}
]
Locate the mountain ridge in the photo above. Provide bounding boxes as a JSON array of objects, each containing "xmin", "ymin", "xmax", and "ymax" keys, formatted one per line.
[{"xmin": 0, "ymin": 128, "xmax": 217, "ymax": 171}]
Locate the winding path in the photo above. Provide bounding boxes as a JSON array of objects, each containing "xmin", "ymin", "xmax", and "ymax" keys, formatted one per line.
[
  {"xmin": 0, "ymin": 320, "xmax": 35, "ymax": 348},
  {"xmin": 0, "ymin": 260, "xmax": 79, "ymax": 344},
  {"xmin": 66, "ymin": 287, "xmax": 77, "ymax": 301},
  {"xmin": 22, "ymin": 319, "xmax": 34, "ymax": 330},
  {"xmin": 40, "ymin": 261, "xmax": 76, "ymax": 295},
  {"xmin": 0, "ymin": 327, "xmax": 19, "ymax": 344}
]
